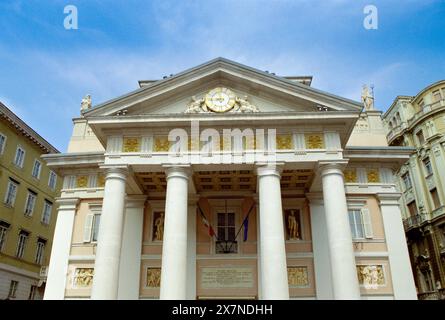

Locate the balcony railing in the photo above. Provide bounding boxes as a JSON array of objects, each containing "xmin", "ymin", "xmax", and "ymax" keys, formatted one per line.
[
  {"xmin": 418, "ymin": 289, "xmax": 445, "ymax": 300},
  {"xmin": 408, "ymin": 99, "xmax": 445, "ymax": 126},
  {"xmin": 387, "ymin": 99, "xmax": 445, "ymax": 143},
  {"xmin": 403, "ymin": 214, "xmax": 428, "ymax": 230},
  {"xmin": 431, "ymin": 205, "xmax": 445, "ymax": 220}
]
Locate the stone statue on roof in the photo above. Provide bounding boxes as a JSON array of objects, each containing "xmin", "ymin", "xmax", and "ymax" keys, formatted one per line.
[
  {"xmin": 80, "ymin": 94, "xmax": 92, "ymax": 113},
  {"xmin": 361, "ymin": 85, "xmax": 375, "ymax": 110}
]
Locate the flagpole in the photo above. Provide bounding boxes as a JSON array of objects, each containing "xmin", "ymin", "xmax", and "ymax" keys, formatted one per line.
[{"xmin": 233, "ymin": 203, "xmax": 255, "ymax": 242}]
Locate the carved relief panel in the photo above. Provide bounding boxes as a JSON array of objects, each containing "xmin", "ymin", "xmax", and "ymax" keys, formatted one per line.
[
  {"xmin": 146, "ymin": 268, "xmax": 161, "ymax": 288},
  {"xmin": 73, "ymin": 268, "xmax": 94, "ymax": 288}
]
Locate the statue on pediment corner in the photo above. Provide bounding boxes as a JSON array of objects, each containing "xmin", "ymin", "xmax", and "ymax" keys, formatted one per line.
[
  {"xmin": 234, "ymin": 96, "xmax": 259, "ymax": 113},
  {"xmin": 185, "ymin": 96, "xmax": 207, "ymax": 113},
  {"xmin": 361, "ymin": 85, "xmax": 375, "ymax": 111},
  {"xmin": 80, "ymin": 94, "xmax": 92, "ymax": 113}
]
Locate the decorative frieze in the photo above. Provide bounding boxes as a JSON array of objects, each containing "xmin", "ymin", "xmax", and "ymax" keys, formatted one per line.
[
  {"xmin": 122, "ymin": 137, "xmax": 141, "ymax": 152},
  {"xmin": 344, "ymin": 169, "xmax": 358, "ymax": 183},
  {"xmin": 154, "ymin": 137, "xmax": 170, "ymax": 152},
  {"xmin": 76, "ymin": 176, "xmax": 89, "ymax": 188},
  {"xmin": 97, "ymin": 174, "xmax": 105, "ymax": 188},
  {"xmin": 367, "ymin": 169, "xmax": 380, "ymax": 183},
  {"xmin": 73, "ymin": 268, "xmax": 94, "ymax": 287},
  {"xmin": 276, "ymin": 135, "xmax": 293, "ymax": 150},
  {"xmin": 304, "ymin": 133, "xmax": 324, "ymax": 149},
  {"xmin": 63, "ymin": 174, "xmax": 104, "ymax": 189},
  {"xmin": 287, "ymin": 266, "xmax": 309, "ymax": 287}
]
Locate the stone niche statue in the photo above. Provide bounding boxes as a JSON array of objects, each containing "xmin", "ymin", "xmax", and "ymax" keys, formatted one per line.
[
  {"xmin": 153, "ymin": 212, "xmax": 164, "ymax": 241},
  {"xmin": 286, "ymin": 209, "xmax": 301, "ymax": 240},
  {"xmin": 80, "ymin": 94, "xmax": 92, "ymax": 113}
]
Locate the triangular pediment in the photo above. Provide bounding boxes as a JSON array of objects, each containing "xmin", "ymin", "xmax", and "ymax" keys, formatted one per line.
[{"xmin": 84, "ymin": 57, "xmax": 362, "ymax": 117}]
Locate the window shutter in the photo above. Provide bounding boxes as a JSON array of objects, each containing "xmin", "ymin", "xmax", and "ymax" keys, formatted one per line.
[
  {"xmin": 83, "ymin": 214, "xmax": 94, "ymax": 242},
  {"xmin": 361, "ymin": 208, "xmax": 373, "ymax": 239}
]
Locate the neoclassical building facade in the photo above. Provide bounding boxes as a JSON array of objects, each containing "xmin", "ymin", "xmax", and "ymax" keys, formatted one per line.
[
  {"xmin": 383, "ymin": 80, "xmax": 445, "ymax": 299},
  {"xmin": 43, "ymin": 58, "xmax": 416, "ymax": 300}
]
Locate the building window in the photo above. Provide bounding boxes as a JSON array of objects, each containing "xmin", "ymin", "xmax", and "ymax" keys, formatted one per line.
[
  {"xmin": 41, "ymin": 200, "xmax": 53, "ymax": 225},
  {"xmin": 48, "ymin": 171, "xmax": 57, "ymax": 190},
  {"xmin": 416, "ymin": 130, "xmax": 425, "ymax": 145},
  {"xmin": 431, "ymin": 188, "xmax": 441, "ymax": 210},
  {"xmin": 421, "ymin": 269, "xmax": 435, "ymax": 292},
  {"xmin": 35, "ymin": 238, "xmax": 46, "ymax": 265},
  {"xmin": 28, "ymin": 285, "xmax": 37, "ymax": 300},
  {"xmin": 402, "ymin": 172, "xmax": 412, "ymax": 190},
  {"xmin": 24, "ymin": 190, "xmax": 37, "ymax": 217},
  {"xmin": 32, "ymin": 160, "xmax": 42, "ymax": 179},
  {"xmin": 432, "ymin": 90, "xmax": 441, "ymax": 102},
  {"xmin": 349, "ymin": 210, "xmax": 364, "ymax": 239},
  {"xmin": 423, "ymin": 158, "xmax": 433, "ymax": 176},
  {"xmin": 8, "ymin": 280, "xmax": 19, "ymax": 299},
  {"xmin": 16, "ymin": 230, "xmax": 29, "ymax": 258},
  {"xmin": 83, "ymin": 213, "xmax": 101, "ymax": 243},
  {"xmin": 0, "ymin": 221, "xmax": 10, "ymax": 252},
  {"xmin": 0, "ymin": 133, "xmax": 6, "ymax": 154},
  {"xmin": 4, "ymin": 179, "xmax": 19, "ymax": 207},
  {"xmin": 216, "ymin": 212, "xmax": 237, "ymax": 254},
  {"xmin": 13, "ymin": 146, "xmax": 26, "ymax": 167},
  {"xmin": 407, "ymin": 201, "xmax": 418, "ymax": 217}
]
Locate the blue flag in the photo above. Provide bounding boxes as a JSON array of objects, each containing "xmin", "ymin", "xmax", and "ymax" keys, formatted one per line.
[{"xmin": 243, "ymin": 215, "xmax": 249, "ymax": 241}]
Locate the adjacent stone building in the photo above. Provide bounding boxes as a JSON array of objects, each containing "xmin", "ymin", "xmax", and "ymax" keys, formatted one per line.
[
  {"xmin": 0, "ymin": 102, "xmax": 61, "ymax": 299},
  {"xmin": 383, "ymin": 80, "xmax": 445, "ymax": 300}
]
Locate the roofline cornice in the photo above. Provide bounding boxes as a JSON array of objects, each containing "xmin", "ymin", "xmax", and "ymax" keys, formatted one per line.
[{"xmin": 0, "ymin": 102, "xmax": 59, "ymax": 153}]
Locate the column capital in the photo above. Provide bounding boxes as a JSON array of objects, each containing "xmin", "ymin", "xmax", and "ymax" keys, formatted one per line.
[
  {"xmin": 377, "ymin": 192, "xmax": 402, "ymax": 206},
  {"xmin": 317, "ymin": 160, "xmax": 349, "ymax": 177},
  {"xmin": 125, "ymin": 195, "xmax": 147, "ymax": 208},
  {"xmin": 55, "ymin": 197, "xmax": 80, "ymax": 211},
  {"xmin": 164, "ymin": 165, "xmax": 191, "ymax": 181},
  {"xmin": 256, "ymin": 164, "xmax": 283, "ymax": 178},
  {"xmin": 100, "ymin": 165, "xmax": 129, "ymax": 180}
]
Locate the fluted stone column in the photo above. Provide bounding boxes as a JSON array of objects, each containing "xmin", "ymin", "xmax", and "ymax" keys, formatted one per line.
[
  {"xmin": 160, "ymin": 166, "xmax": 190, "ymax": 299},
  {"xmin": 44, "ymin": 198, "xmax": 79, "ymax": 300},
  {"xmin": 378, "ymin": 193, "xmax": 417, "ymax": 300},
  {"xmin": 91, "ymin": 166, "xmax": 128, "ymax": 300},
  {"xmin": 118, "ymin": 195, "xmax": 146, "ymax": 300},
  {"xmin": 257, "ymin": 165, "xmax": 289, "ymax": 300},
  {"xmin": 186, "ymin": 197, "xmax": 198, "ymax": 300},
  {"xmin": 320, "ymin": 162, "xmax": 361, "ymax": 299}
]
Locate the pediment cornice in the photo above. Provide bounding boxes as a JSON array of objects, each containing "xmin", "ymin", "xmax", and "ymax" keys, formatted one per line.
[{"xmin": 83, "ymin": 58, "xmax": 363, "ymax": 117}]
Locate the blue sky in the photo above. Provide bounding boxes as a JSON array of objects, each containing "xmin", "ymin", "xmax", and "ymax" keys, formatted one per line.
[{"xmin": 0, "ymin": 0, "xmax": 444, "ymax": 151}]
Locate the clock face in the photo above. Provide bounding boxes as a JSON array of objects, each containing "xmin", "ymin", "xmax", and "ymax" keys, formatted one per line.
[{"xmin": 205, "ymin": 87, "xmax": 236, "ymax": 112}]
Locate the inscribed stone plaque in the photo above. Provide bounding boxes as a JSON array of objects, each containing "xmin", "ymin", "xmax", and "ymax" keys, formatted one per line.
[{"xmin": 201, "ymin": 267, "xmax": 254, "ymax": 289}]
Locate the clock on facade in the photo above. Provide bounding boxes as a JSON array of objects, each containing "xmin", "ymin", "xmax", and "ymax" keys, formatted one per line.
[{"xmin": 205, "ymin": 87, "xmax": 236, "ymax": 112}]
